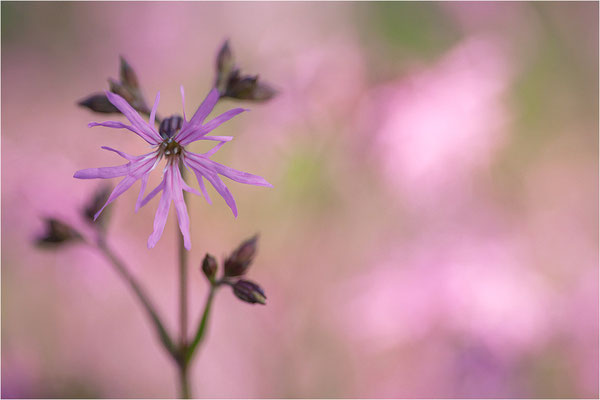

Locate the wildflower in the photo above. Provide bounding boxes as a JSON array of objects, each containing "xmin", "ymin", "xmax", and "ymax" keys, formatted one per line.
[{"xmin": 74, "ymin": 87, "xmax": 272, "ymax": 250}]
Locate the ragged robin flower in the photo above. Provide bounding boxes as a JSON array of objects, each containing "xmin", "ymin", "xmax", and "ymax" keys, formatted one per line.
[{"xmin": 74, "ymin": 87, "xmax": 272, "ymax": 250}]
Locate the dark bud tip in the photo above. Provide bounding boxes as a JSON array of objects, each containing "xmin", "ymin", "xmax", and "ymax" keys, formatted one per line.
[
  {"xmin": 77, "ymin": 93, "xmax": 120, "ymax": 114},
  {"xmin": 83, "ymin": 184, "xmax": 112, "ymax": 228},
  {"xmin": 36, "ymin": 218, "xmax": 82, "ymax": 248},
  {"xmin": 119, "ymin": 56, "xmax": 139, "ymax": 89},
  {"xmin": 224, "ymin": 234, "xmax": 259, "ymax": 277},
  {"xmin": 215, "ymin": 39, "xmax": 235, "ymax": 95},
  {"xmin": 224, "ymin": 74, "xmax": 278, "ymax": 102},
  {"xmin": 232, "ymin": 280, "xmax": 267, "ymax": 305},
  {"xmin": 108, "ymin": 79, "xmax": 134, "ymax": 103},
  {"xmin": 201, "ymin": 253, "xmax": 218, "ymax": 283}
]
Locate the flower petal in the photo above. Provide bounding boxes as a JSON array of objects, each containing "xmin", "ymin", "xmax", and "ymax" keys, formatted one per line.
[
  {"xmin": 180, "ymin": 85, "xmax": 187, "ymax": 122},
  {"xmin": 88, "ymin": 121, "xmax": 158, "ymax": 145},
  {"xmin": 186, "ymin": 160, "xmax": 238, "ymax": 216},
  {"xmin": 139, "ymin": 180, "xmax": 165, "ymax": 209},
  {"xmin": 178, "ymin": 108, "xmax": 247, "ymax": 146},
  {"xmin": 74, "ymin": 164, "xmax": 130, "ymax": 179},
  {"xmin": 105, "ymin": 91, "xmax": 162, "ymax": 144},
  {"xmin": 93, "ymin": 174, "xmax": 138, "ymax": 220},
  {"xmin": 171, "ymin": 165, "xmax": 192, "ymax": 250},
  {"xmin": 147, "ymin": 183, "xmax": 171, "ymax": 248},
  {"xmin": 190, "ymin": 88, "xmax": 220, "ymax": 123},
  {"xmin": 149, "ymin": 91, "xmax": 160, "ymax": 127},
  {"xmin": 101, "ymin": 146, "xmax": 152, "ymax": 161},
  {"xmin": 183, "ymin": 159, "xmax": 212, "ymax": 204},
  {"xmin": 203, "ymin": 141, "xmax": 227, "ymax": 158},
  {"xmin": 186, "ymin": 152, "xmax": 272, "ymax": 187},
  {"xmin": 135, "ymin": 172, "xmax": 150, "ymax": 213}
]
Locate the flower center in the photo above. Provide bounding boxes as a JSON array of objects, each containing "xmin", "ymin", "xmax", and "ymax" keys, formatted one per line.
[
  {"xmin": 160, "ymin": 138, "xmax": 183, "ymax": 157},
  {"xmin": 159, "ymin": 115, "xmax": 183, "ymax": 139},
  {"xmin": 158, "ymin": 115, "xmax": 184, "ymax": 158}
]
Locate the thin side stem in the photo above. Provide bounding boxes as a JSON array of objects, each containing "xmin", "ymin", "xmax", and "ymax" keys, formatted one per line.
[
  {"xmin": 178, "ymin": 215, "xmax": 189, "ymax": 347},
  {"xmin": 94, "ymin": 237, "xmax": 177, "ymax": 357},
  {"xmin": 186, "ymin": 284, "xmax": 217, "ymax": 363}
]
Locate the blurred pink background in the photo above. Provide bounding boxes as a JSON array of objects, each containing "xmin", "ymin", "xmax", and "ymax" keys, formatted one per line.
[{"xmin": 2, "ymin": 2, "xmax": 598, "ymax": 398}]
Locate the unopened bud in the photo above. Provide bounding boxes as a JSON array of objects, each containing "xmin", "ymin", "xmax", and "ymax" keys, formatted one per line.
[
  {"xmin": 201, "ymin": 253, "xmax": 218, "ymax": 282},
  {"xmin": 108, "ymin": 79, "xmax": 135, "ymax": 103},
  {"xmin": 78, "ymin": 93, "xmax": 120, "ymax": 114},
  {"xmin": 224, "ymin": 73, "xmax": 277, "ymax": 101},
  {"xmin": 36, "ymin": 218, "xmax": 82, "ymax": 247},
  {"xmin": 119, "ymin": 56, "xmax": 140, "ymax": 89},
  {"xmin": 83, "ymin": 185, "xmax": 112, "ymax": 228},
  {"xmin": 215, "ymin": 40, "xmax": 235, "ymax": 94},
  {"xmin": 224, "ymin": 235, "xmax": 258, "ymax": 277},
  {"xmin": 232, "ymin": 280, "xmax": 266, "ymax": 305},
  {"xmin": 79, "ymin": 56, "xmax": 152, "ymax": 119},
  {"xmin": 214, "ymin": 40, "xmax": 277, "ymax": 102}
]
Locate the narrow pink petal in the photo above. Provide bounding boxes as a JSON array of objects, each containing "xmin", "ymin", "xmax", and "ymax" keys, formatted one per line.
[
  {"xmin": 100, "ymin": 146, "xmax": 152, "ymax": 161},
  {"xmin": 204, "ymin": 141, "xmax": 227, "ymax": 158},
  {"xmin": 89, "ymin": 121, "xmax": 159, "ymax": 145},
  {"xmin": 149, "ymin": 91, "xmax": 160, "ymax": 127},
  {"xmin": 187, "ymin": 160, "xmax": 237, "ymax": 216},
  {"xmin": 180, "ymin": 85, "xmax": 187, "ymax": 122},
  {"xmin": 178, "ymin": 108, "xmax": 246, "ymax": 146},
  {"xmin": 135, "ymin": 173, "xmax": 150, "ymax": 213},
  {"xmin": 186, "ymin": 152, "xmax": 272, "ymax": 187},
  {"xmin": 182, "ymin": 159, "xmax": 212, "ymax": 204},
  {"xmin": 93, "ymin": 174, "xmax": 138, "ymax": 220},
  {"xmin": 175, "ymin": 88, "xmax": 220, "ymax": 142},
  {"xmin": 89, "ymin": 157, "xmax": 158, "ymax": 219},
  {"xmin": 74, "ymin": 164, "xmax": 130, "ymax": 179},
  {"xmin": 147, "ymin": 183, "xmax": 172, "ymax": 248},
  {"xmin": 202, "ymin": 135, "xmax": 234, "ymax": 142},
  {"xmin": 139, "ymin": 180, "xmax": 165, "ymax": 209},
  {"xmin": 105, "ymin": 91, "xmax": 162, "ymax": 144},
  {"xmin": 187, "ymin": 88, "xmax": 220, "ymax": 126},
  {"xmin": 171, "ymin": 165, "xmax": 192, "ymax": 250}
]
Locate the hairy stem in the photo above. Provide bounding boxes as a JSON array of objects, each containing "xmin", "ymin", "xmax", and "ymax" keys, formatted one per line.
[{"xmin": 94, "ymin": 237, "xmax": 177, "ymax": 357}]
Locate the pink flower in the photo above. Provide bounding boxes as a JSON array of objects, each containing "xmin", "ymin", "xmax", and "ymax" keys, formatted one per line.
[{"xmin": 74, "ymin": 87, "xmax": 272, "ymax": 250}]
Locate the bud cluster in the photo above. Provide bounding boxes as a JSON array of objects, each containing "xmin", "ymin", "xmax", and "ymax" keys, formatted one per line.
[
  {"xmin": 200, "ymin": 234, "xmax": 267, "ymax": 305},
  {"xmin": 36, "ymin": 185, "xmax": 114, "ymax": 248},
  {"xmin": 78, "ymin": 56, "xmax": 153, "ymax": 118},
  {"xmin": 215, "ymin": 40, "xmax": 277, "ymax": 102}
]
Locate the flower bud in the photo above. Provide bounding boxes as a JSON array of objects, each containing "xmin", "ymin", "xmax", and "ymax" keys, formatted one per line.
[
  {"xmin": 224, "ymin": 235, "xmax": 258, "ymax": 277},
  {"xmin": 79, "ymin": 56, "xmax": 152, "ymax": 118},
  {"xmin": 214, "ymin": 40, "xmax": 277, "ymax": 102},
  {"xmin": 83, "ymin": 185, "xmax": 112, "ymax": 228},
  {"xmin": 119, "ymin": 55, "xmax": 140, "ymax": 90},
  {"xmin": 232, "ymin": 280, "xmax": 266, "ymax": 305},
  {"xmin": 201, "ymin": 253, "xmax": 218, "ymax": 283},
  {"xmin": 77, "ymin": 93, "xmax": 120, "ymax": 114},
  {"xmin": 36, "ymin": 218, "xmax": 82, "ymax": 247},
  {"xmin": 224, "ymin": 72, "xmax": 277, "ymax": 101},
  {"xmin": 215, "ymin": 40, "xmax": 235, "ymax": 94}
]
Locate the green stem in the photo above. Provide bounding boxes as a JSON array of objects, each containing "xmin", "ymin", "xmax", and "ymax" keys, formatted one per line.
[
  {"xmin": 178, "ymin": 362, "xmax": 191, "ymax": 399},
  {"xmin": 178, "ymin": 216, "xmax": 188, "ymax": 347},
  {"xmin": 186, "ymin": 284, "xmax": 217, "ymax": 363},
  {"xmin": 94, "ymin": 237, "xmax": 177, "ymax": 357},
  {"xmin": 178, "ymin": 165, "xmax": 191, "ymax": 398}
]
